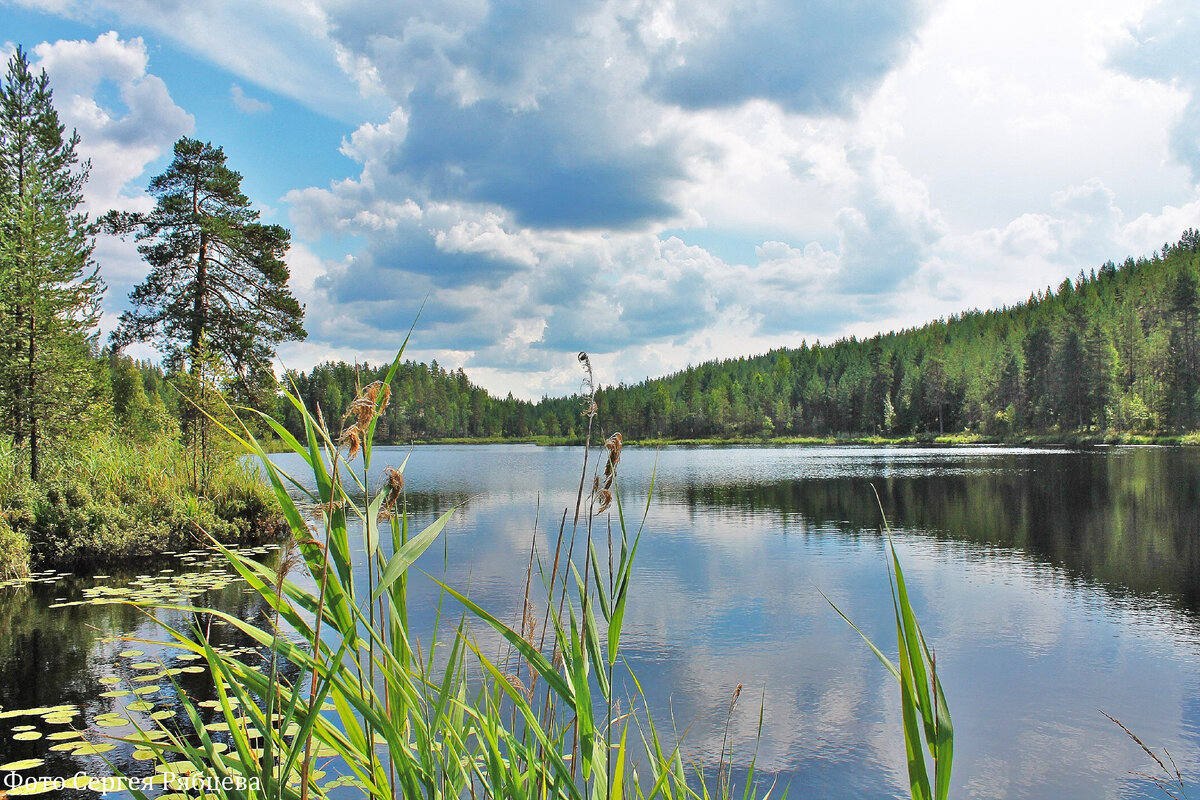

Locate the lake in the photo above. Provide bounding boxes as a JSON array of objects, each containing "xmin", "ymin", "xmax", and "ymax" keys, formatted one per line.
[{"xmin": 1, "ymin": 443, "xmax": 1198, "ymax": 798}]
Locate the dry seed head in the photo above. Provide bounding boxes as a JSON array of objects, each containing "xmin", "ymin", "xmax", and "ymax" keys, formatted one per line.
[
  {"xmin": 521, "ymin": 598, "xmax": 538, "ymax": 646},
  {"xmin": 339, "ymin": 380, "xmax": 391, "ymax": 459},
  {"xmin": 605, "ymin": 432, "xmax": 623, "ymax": 468},
  {"xmin": 382, "ymin": 466, "xmax": 405, "ymax": 508},
  {"xmin": 338, "ymin": 426, "xmax": 362, "ymax": 461},
  {"xmin": 503, "ymin": 673, "xmax": 531, "ymax": 700}
]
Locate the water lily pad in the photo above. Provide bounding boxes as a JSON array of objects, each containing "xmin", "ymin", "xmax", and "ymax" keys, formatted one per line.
[
  {"xmin": 94, "ymin": 717, "xmax": 130, "ymax": 728},
  {"xmin": 132, "ymin": 685, "xmax": 159, "ymax": 695},
  {"xmin": 0, "ymin": 758, "xmax": 45, "ymax": 771},
  {"xmin": 73, "ymin": 742, "xmax": 116, "ymax": 755},
  {"xmin": 10, "ymin": 724, "xmax": 35, "ymax": 731},
  {"xmin": 150, "ymin": 711, "xmax": 173, "ymax": 721},
  {"xmin": 12, "ymin": 731, "xmax": 42, "ymax": 741},
  {"xmin": 49, "ymin": 741, "xmax": 86, "ymax": 752},
  {"xmin": 99, "ymin": 690, "xmax": 131, "ymax": 699},
  {"xmin": 7, "ymin": 779, "xmax": 55, "ymax": 795},
  {"xmin": 130, "ymin": 662, "xmax": 159, "ymax": 670},
  {"xmin": 45, "ymin": 731, "xmax": 82, "ymax": 741},
  {"xmin": 118, "ymin": 649, "xmax": 145, "ymax": 658},
  {"xmin": 127, "ymin": 701, "xmax": 154, "ymax": 712},
  {"xmin": 98, "ymin": 676, "xmax": 121, "ymax": 685}
]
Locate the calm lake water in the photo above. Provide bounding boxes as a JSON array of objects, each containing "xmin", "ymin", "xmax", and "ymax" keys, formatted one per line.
[{"xmin": 2, "ymin": 443, "xmax": 1199, "ymax": 798}]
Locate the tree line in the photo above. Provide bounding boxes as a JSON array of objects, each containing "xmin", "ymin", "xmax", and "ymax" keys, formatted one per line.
[{"xmin": 281, "ymin": 230, "xmax": 1200, "ymax": 443}]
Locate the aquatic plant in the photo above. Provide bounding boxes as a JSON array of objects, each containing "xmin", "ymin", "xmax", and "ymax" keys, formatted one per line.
[{"xmin": 824, "ymin": 491, "xmax": 954, "ymax": 800}]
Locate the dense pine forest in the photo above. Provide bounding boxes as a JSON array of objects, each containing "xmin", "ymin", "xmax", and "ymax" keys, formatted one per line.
[{"xmin": 282, "ymin": 230, "xmax": 1200, "ymax": 443}]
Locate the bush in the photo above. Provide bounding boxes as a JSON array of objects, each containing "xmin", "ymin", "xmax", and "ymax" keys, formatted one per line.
[
  {"xmin": 2, "ymin": 427, "xmax": 284, "ymax": 569},
  {"xmin": 0, "ymin": 516, "xmax": 29, "ymax": 579}
]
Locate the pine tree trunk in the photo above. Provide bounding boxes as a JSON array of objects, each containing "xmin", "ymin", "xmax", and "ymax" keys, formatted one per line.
[{"xmin": 28, "ymin": 306, "xmax": 37, "ymax": 481}]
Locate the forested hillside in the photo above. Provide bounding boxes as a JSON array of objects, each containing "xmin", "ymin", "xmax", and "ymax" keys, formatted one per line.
[{"xmin": 284, "ymin": 230, "xmax": 1200, "ymax": 442}]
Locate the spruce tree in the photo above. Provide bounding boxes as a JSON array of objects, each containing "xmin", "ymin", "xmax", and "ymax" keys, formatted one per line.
[
  {"xmin": 0, "ymin": 47, "xmax": 105, "ymax": 480},
  {"xmin": 104, "ymin": 137, "xmax": 305, "ymax": 396}
]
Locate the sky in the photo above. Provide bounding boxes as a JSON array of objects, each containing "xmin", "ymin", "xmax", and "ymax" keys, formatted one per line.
[{"xmin": 3, "ymin": 0, "xmax": 1200, "ymax": 399}]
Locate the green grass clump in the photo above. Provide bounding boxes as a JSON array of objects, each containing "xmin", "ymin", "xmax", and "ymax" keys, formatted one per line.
[
  {"xmin": 0, "ymin": 515, "xmax": 30, "ymax": 579},
  {"xmin": 0, "ymin": 428, "xmax": 284, "ymax": 570}
]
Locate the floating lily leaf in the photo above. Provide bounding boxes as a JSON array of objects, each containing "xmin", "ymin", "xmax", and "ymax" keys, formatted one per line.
[
  {"xmin": 0, "ymin": 758, "xmax": 45, "ymax": 771},
  {"xmin": 94, "ymin": 718, "xmax": 129, "ymax": 728},
  {"xmin": 11, "ymin": 732, "xmax": 41, "ymax": 741}
]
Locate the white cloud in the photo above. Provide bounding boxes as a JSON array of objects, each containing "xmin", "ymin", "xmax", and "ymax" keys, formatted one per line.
[
  {"xmin": 31, "ymin": 31, "xmax": 192, "ymax": 212},
  {"xmin": 11, "ymin": 0, "xmax": 380, "ymax": 121},
  {"xmin": 230, "ymin": 83, "xmax": 271, "ymax": 114}
]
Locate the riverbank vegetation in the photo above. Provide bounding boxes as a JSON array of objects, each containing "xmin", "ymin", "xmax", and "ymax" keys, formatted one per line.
[{"xmin": 284, "ymin": 229, "xmax": 1200, "ymax": 445}]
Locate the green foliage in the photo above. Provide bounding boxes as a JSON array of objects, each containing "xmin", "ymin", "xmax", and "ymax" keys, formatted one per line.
[
  {"xmin": 0, "ymin": 514, "xmax": 30, "ymax": 580},
  {"xmin": 102, "ymin": 136, "xmax": 305, "ymax": 409},
  {"xmin": 0, "ymin": 426, "xmax": 282, "ymax": 569},
  {"xmin": 0, "ymin": 46, "xmax": 106, "ymax": 479},
  {"xmin": 826, "ymin": 507, "xmax": 952, "ymax": 800}
]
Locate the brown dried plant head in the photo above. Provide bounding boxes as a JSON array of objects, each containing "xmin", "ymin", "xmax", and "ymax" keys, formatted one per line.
[
  {"xmin": 594, "ymin": 432, "xmax": 623, "ymax": 512},
  {"xmin": 578, "ymin": 351, "xmax": 597, "ymax": 419},
  {"xmin": 378, "ymin": 466, "xmax": 405, "ymax": 520},
  {"xmin": 339, "ymin": 380, "xmax": 391, "ymax": 460}
]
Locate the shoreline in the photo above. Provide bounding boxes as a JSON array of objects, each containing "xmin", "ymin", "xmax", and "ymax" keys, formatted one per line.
[{"xmin": 357, "ymin": 431, "xmax": 1200, "ymax": 448}]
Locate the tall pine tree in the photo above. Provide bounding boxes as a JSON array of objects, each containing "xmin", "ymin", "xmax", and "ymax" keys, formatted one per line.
[
  {"xmin": 103, "ymin": 137, "xmax": 306, "ymax": 405},
  {"xmin": 0, "ymin": 47, "xmax": 105, "ymax": 480}
]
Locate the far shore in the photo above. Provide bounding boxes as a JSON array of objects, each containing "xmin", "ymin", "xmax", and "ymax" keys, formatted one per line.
[{"xmin": 340, "ymin": 431, "xmax": 1200, "ymax": 448}]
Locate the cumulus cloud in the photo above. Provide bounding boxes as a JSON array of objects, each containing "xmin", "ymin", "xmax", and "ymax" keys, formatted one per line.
[
  {"xmin": 10, "ymin": 0, "xmax": 377, "ymax": 121},
  {"xmin": 230, "ymin": 84, "xmax": 272, "ymax": 114},
  {"xmin": 1110, "ymin": 0, "xmax": 1200, "ymax": 180},
  {"xmin": 35, "ymin": 0, "xmax": 1192, "ymax": 397},
  {"xmin": 644, "ymin": 0, "xmax": 929, "ymax": 114},
  {"xmin": 31, "ymin": 31, "xmax": 192, "ymax": 213}
]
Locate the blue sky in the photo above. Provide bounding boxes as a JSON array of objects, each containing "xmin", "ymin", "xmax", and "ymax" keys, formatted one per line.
[{"xmin": 3, "ymin": 0, "xmax": 1199, "ymax": 398}]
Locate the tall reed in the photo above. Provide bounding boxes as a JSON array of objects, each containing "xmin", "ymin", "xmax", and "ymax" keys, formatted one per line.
[{"xmin": 122, "ymin": 340, "xmax": 775, "ymax": 800}]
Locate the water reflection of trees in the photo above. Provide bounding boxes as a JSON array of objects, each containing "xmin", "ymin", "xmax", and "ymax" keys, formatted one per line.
[{"xmin": 662, "ymin": 449, "xmax": 1200, "ymax": 611}]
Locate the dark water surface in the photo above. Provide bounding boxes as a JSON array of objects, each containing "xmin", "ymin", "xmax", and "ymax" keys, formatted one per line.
[{"xmin": 2, "ymin": 444, "xmax": 1199, "ymax": 798}]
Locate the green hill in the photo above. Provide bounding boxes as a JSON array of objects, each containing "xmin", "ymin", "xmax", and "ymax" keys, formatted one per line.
[{"xmin": 283, "ymin": 229, "xmax": 1200, "ymax": 443}]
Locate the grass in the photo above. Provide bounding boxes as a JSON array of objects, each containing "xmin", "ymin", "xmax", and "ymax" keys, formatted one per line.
[
  {"xmin": 107, "ymin": 342, "xmax": 952, "ymax": 800},
  {"xmin": 0, "ymin": 427, "xmax": 284, "ymax": 574}
]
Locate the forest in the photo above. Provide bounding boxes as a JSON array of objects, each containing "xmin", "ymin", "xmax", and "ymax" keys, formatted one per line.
[{"xmin": 282, "ymin": 229, "xmax": 1200, "ymax": 443}]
